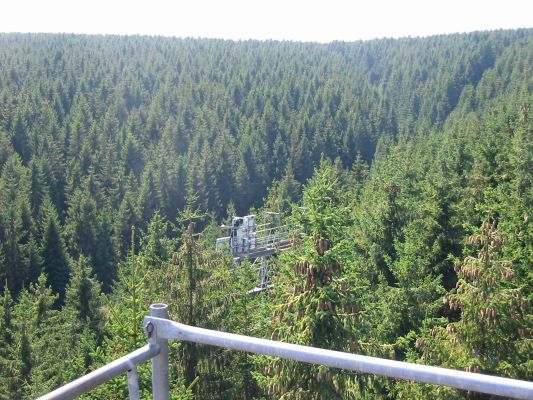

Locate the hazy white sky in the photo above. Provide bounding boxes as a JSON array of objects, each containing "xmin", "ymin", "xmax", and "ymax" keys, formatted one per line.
[{"xmin": 1, "ymin": 0, "xmax": 532, "ymax": 42}]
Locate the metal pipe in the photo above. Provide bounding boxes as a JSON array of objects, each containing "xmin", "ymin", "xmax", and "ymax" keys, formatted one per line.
[
  {"xmin": 150, "ymin": 303, "xmax": 170, "ymax": 400},
  {"xmin": 144, "ymin": 316, "xmax": 533, "ymax": 400},
  {"xmin": 126, "ymin": 364, "xmax": 140, "ymax": 400},
  {"xmin": 37, "ymin": 344, "xmax": 160, "ymax": 400}
]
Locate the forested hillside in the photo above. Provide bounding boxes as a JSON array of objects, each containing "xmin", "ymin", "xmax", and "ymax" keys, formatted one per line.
[{"xmin": 0, "ymin": 30, "xmax": 531, "ymax": 399}]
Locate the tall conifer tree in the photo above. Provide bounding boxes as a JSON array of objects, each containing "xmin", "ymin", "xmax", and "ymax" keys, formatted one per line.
[{"xmin": 41, "ymin": 200, "xmax": 70, "ymax": 305}]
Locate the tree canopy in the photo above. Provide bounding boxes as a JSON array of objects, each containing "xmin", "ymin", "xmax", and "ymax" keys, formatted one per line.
[{"xmin": 0, "ymin": 30, "xmax": 531, "ymax": 399}]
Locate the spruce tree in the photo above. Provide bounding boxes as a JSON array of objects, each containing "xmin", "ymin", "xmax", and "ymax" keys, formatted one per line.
[
  {"xmin": 398, "ymin": 219, "xmax": 533, "ymax": 398},
  {"xmin": 0, "ymin": 155, "xmax": 33, "ymax": 296},
  {"xmin": 64, "ymin": 187, "xmax": 98, "ymax": 263},
  {"xmin": 0, "ymin": 284, "xmax": 20, "ymax": 399},
  {"xmin": 41, "ymin": 201, "xmax": 70, "ymax": 305},
  {"xmin": 13, "ymin": 275, "xmax": 85, "ymax": 398},
  {"xmin": 115, "ymin": 176, "xmax": 141, "ymax": 257},
  {"xmin": 148, "ymin": 206, "xmax": 235, "ymax": 397},
  {"xmin": 92, "ymin": 209, "xmax": 117, "ymax": 292},
  {"xmin": 64, "ymin": 255, "xmax": 105, "ymax": 341},
  {"xmin": 262, "ymin": 161, "xmax": 363, "ymax": 399}
]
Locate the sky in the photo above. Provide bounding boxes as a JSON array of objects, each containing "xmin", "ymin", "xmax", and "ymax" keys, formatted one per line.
[{"xmin": 1, "ymin": 0, "xmax": 532, "ymax": 43}]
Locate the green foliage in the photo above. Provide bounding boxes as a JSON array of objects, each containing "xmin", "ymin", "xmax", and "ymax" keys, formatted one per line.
[
  {"xmin": 5, "ymin": 275, "xmax": 89, "ymax": 398},
  {"xmin": 264, "ymin": 166, "xmax": 302, "ymax": 216},
  {"xmin": 0, "ymin": 30, "xmax": 532, "ymax": 399},
  {"xmin": 397, "ymin": 220, "xmax": 532, "ymax": 398},
  {"xmin": 260, "ymin": 161, "xmax": 365, "ymax": 399},
  {"xmin": 0, "ymin": 284, "xmax": 20, "ymax": 399},
  {"xmin": 41, "ymin": 198, "xmax": 70, "ymax": 305},
  {"xmin": 144, "ymin": 212, "xmax": 260, "ymax": 399},
  {"xmin": 64, "ymin": 187, "xmax": 98, "ymax": 262},
  {"xmin": 0, "ymin": 155, "xmax": 34, "ymax": 295},
  {"xmin": 64, "ymin": 255, "xmax": 105, "ymax": 343},
  {"xmin": 92, "ymin": 209, "xmax": 117, "ymax": 292}
]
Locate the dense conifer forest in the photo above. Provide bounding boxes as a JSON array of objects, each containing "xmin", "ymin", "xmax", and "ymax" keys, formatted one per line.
[{"xmin": 0, "ymin": 29, "xmax": 531, "ymax": 399}]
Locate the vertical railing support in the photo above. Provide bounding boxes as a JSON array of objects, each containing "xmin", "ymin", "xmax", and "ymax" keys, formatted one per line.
[
  {"xmin": 126, "ymin": 364, "xmax": 140, "ymax": 400},
  {"xmin": 149, "ymin": 303, "xmax": 170, "ymax": 400}
]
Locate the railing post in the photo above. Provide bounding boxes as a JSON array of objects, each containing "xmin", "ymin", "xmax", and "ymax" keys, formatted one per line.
[
  {"xmin": 126, "ymin": 364, "xmax": 140, "ymax": 400},
  {"xmin": 149, "ymin": 303, "xmax": 169, "ymax": 400}
]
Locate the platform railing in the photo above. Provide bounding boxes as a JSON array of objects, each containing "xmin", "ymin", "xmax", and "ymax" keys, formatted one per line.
[
  {"xmin": 38, "ymin": 303, "xmax": 533, "ymax": 400},
  {"xmin": 37, "ymin": 303, "xmax": 168, "ymax": 400}
]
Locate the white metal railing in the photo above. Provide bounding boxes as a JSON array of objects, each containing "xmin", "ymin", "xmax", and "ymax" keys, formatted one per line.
[
  {"xmin": 240, "ymin": 224, "xmax": 293, "ymax": 255},
  {"xmin": 216, "ymin": 223, "xmax": 295, "ymax": 258},
  {"xmin": 38, "ymin": 303, "xmax": 169, "ymax": 400},
  {"xmin": 38, "ymin": 303, "xmax": 533, "ymax": 400}
]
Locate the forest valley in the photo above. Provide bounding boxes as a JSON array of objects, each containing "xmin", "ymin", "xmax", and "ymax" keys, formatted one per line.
[{"xmin": 0, "ymin": 30, "xmax": 531, "ymax": 399}]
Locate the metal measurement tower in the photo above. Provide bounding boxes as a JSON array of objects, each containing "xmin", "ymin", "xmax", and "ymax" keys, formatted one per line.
[{"xmin": 215, "ymin": 212, "xmax": 295, "ymax": 293}]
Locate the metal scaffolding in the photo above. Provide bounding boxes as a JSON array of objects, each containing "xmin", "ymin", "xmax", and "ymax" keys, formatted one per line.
[{"xmin": 216, "ymin": 213, "xmax": 296, "ymax": 292}]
